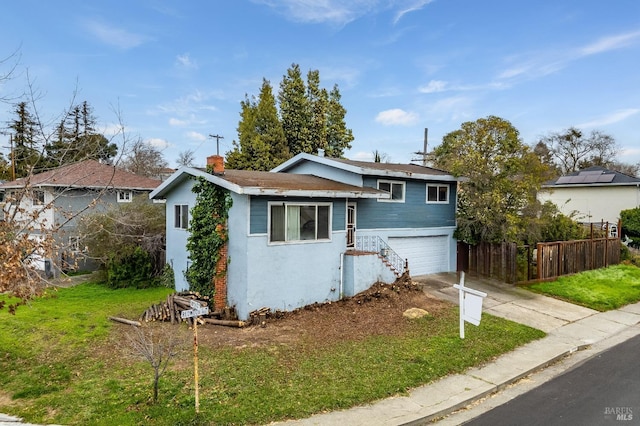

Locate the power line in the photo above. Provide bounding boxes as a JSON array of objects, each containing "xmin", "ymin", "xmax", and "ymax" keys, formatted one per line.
[{"xmin": 209, "ymin": 134, "xmax": 224, "ymax": 156}]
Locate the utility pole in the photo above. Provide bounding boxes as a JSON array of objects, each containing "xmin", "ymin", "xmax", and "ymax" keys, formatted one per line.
[
  {"xmin": 209, "ymin": 134, "xmax": 224, "ymax": 156},
  {"xmin": 412, "ymin": 128, "xmax": 429, "ymax": 166},
  {"xmin": 1, "ymin": 132, "xmax": 15, "ymax": 180}
]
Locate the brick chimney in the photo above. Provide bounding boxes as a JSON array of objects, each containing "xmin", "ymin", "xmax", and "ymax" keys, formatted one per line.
[{"xmin": 207, "ymin": 155, "xmax": 224, "ymax": 174}]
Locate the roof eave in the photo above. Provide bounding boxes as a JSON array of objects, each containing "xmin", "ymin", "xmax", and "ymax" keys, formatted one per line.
[{"xmin": 241, "ymin": 188, "xmax": 390, "ymax": 198}]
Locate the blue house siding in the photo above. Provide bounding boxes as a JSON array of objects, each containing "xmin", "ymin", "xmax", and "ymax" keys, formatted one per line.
[
  {"xmin": 356, "ymin": 177, "xmax": 456, "ymax": 229},
  {"xmin": 249, "ymin": 196, "xmax": 347, "ymax": 234},
  {"xmin": 277, "ymin": 161, "xmax": 363, "ymax": 187}
]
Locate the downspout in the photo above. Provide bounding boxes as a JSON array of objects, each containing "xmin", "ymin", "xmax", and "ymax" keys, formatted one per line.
[{"xmin": 340, "ymin": 251, "xmax": 344, "ymax": 299}]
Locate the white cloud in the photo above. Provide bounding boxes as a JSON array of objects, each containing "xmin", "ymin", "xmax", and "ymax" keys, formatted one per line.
[
  {"xmin": 497, "ymin": 29, "xmax": 640, "ymax": 84},
  {"xmin": 147, "ymin": 138, "xmax": 170, "ymax": 149},
  {"xmin": 418, "ymin": 80, "xmax": 447, "ymax": 93},
  {"xmin": 393, "ymin": 0, "xmax": 434, "ymax": 24},
  {"xmin": 82, "ymin": 20, "xmax": 150, "ymax": 49},
  {"xmin": 253, "ymin": 0, "xmax": 435, "ymax": 26},
  {"xmin": 577, "ymin": 109, "xmax": 640, "ymax": 128},
  {"xmin": 100, "ymin": 123, "xmax": 126, "ymax": 136},
  {"xmin": 169, "ymin": 118, "xmax": 187, "ymax": 126},
  {"xmin": 176, "ymin": 53, "xmax": 198, "ymax": 69},
  {"xmin": 187, "ymin": 131, "xmax": 207, "ymax": 141},
  {"xmin": 580, "ymin": 30, "xmax": 640, "ymax": 56},
  {"xmin": 375, "ymin": 108, "xmax": 419, "ymax": 125}
]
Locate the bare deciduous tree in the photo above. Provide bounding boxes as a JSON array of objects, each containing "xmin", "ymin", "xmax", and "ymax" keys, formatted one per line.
[{"xmin": 126, "ymin": 325, "xmax": 183, "ymax": 403}]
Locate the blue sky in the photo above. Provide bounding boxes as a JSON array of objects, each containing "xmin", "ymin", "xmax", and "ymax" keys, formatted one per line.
[{"xmin": 1, "ymin": 0, "xmax": 639, "ymax": 168}]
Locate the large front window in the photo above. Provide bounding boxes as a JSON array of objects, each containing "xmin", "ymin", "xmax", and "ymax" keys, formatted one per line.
[{"xmin": 270, "ymin": 203, "xmax": 331, "ymax": 243}]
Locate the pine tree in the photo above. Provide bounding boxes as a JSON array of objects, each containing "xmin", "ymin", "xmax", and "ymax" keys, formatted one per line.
[
  {"xmin": 7, "ymin": 101, "xmax": 41, "ymax": 178},
  {"xmin": 44, "ymin": 101, "xmax": 117, "ymax": 167}
]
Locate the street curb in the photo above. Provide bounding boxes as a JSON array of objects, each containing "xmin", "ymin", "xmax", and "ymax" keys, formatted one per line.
[{"xmin": 401, "ymin": 344, "xmax": 591, "ymax": 425}]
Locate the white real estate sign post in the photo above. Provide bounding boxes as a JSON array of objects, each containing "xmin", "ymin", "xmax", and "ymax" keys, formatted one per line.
[
  {"xmin": 453, "ymin": 272, "xmax": 487, "ymax": 339},
  {"xmin": 181, "ymin": 300, "xmax": 210, "ymax": 413}
]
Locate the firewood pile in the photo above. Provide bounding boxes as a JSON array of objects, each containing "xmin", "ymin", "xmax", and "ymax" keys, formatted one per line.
[{"xmin": 139, "ymin": 292, "xmax": 211, "ymax": 325}]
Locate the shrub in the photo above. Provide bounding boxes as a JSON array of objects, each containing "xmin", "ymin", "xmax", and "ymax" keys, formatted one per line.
[{"xmin": 106, "ymin": 246, "xmax": 155, "ymax": 289}]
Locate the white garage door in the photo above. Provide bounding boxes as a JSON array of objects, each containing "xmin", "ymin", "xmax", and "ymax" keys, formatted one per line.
[{"xmin": 388, "ymin": 236, "xmax": 449, "ymax": 276}]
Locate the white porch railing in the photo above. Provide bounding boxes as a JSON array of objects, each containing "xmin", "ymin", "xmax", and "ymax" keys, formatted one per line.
[{"xmin": 354, "ymin": 235, "xmax": 406, "ymax": 277}]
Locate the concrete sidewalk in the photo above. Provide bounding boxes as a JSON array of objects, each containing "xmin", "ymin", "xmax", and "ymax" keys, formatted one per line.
[{"xmin": 273, "ymin": 273, "xmax": 640, "ymax": 426}]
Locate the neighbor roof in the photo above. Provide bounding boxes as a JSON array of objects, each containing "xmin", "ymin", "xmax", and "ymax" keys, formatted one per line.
[
  {"xmin": 150, "ymin": 167, "xmax": 389, "ymax": 199},
  {"xmin": 0, "ymin": 160, "xmax": 162, "ymax": 190},
  {"xmin": 543, "ymin": 166, "xmax": 640, "ymax": 187}
]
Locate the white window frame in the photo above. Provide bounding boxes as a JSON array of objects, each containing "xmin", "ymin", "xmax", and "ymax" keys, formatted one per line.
[
  {"xmin": 117, "ymin": 190, "xmax": 133, "ymax": 203},
  {"xmin": 69, "ymin": 236, "xmax": 81, "ymax": 252},
  {"xmin": 426, "ymin": 184, "xmax": 449, "ymax": 204},
  {"xmin": 174, "ymin": 204, "xmax": 189, "ymax": 230},
  {"xmin": 268, "ymin": 202, "xmax": 332, "ymax": 244},
  {"xmin": 32, "ymin": 189, "xmax": 45, "ymax": 206},
  {"xmin": 377, "ymin": 180, "xmax": 405, "ymax": 203}
]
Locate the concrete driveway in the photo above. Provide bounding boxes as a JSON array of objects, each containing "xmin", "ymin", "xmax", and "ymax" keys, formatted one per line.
[{"xmin": 414, "ymin": 272, "xmax": 598, "ymax": 333}]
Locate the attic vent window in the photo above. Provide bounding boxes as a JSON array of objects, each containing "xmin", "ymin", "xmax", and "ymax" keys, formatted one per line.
[{"xmin": 117, "ymin": 190, "xmax": 133, "ymax": 203}]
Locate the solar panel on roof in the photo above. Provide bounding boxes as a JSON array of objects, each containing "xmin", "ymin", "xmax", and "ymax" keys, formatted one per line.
[
  {"xmin": 556, "ymin": 176, "xmax": 573, "ymax": 184},
  {"xmin": 578, "ymin": 170, "xmax": 603, "ymax": 175},
  {"xmin": 595, "ymin": 174, "xmax": 615, "ymax": 183}
]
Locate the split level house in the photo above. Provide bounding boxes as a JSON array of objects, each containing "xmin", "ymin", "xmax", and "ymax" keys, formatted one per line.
[
  {"xmin": 538, "ymin": 166, "xmax": 640, "ymax": 236},
  {"xmin": 0, "ymin": 160, "xmax": 161, "ymax": 276},
  {"xmin": 151, "ymin": 152, "xmax": 460, "ymax": 321}
]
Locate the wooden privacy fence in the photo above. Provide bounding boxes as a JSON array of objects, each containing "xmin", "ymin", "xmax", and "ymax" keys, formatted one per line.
[
  {"xmin": 457, "ymin": 242, "xmax": 518, "ymax": 284},
  {"xmin": 458, "ymin": 236, "xmax": 621, "ymax": 284},
  {"xmin": 536, "ymin": 237, "xmax": 620, "ymax": 281}
]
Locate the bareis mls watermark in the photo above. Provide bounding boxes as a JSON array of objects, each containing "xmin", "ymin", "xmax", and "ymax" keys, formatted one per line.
[{"xmin": 604, "ymin": 407, "xmax": 633, "ymax": 421}]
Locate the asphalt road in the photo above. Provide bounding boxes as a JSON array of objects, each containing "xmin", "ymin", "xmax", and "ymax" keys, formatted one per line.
[{"xmin": 464, "ymin": 333, "xmax": 640, "ymax": 426}]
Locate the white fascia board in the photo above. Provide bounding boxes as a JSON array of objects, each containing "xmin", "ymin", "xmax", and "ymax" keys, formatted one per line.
[
  {"xmin": 149, "ymin": 167, "xmax": 243, "ymax": 199},
  {"xmin": 541, "ymin": 182, "xmax": 640, "ymax": 189},
  {"xmin": 240, "ymin": 187, "xmax": 390, "ymax": 199}
]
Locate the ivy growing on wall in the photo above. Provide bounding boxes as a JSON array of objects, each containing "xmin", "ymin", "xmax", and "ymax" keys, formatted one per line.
[{"xmin": 186, "ymin": 176, "xmax": 232, "ymax": 298}]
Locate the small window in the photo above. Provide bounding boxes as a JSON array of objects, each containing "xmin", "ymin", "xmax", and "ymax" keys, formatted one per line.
[
  {"xmin": 69, "ymin": 236, "xmax": 81, "ymax": 252},
  {"xmin": 117, "ymin": 190, "xmax": 132, "ymax": 203},
  {"xmin": 377, "ymin": 180, "xmax": 405, "ymax": 202},
  {"xmin": 174, "ymin": 204, "xmax": 189, "ymax": 229},
  {"xmin": 269, "ymin": 203, "xmax": 331, "ymax": 243},
  {"xmin": 33, "ymin": 190, "xmax": 45, "ymax": 206},
  {"xmin": 427, "ymin": 185, "xmax": 449, "ymax": 203}
]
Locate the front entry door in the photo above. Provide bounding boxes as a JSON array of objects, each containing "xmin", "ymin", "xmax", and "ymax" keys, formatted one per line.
[{"xmin": 347, "ymin": 203, "xmax": 356, "ymax": 248}]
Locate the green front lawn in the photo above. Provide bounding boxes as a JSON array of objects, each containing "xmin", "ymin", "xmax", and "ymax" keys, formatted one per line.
[
  {"xmin": 527, "ymin": 264, "xmax": 640, "ymax": 311},
  {"xmin": 0, "ymin": 283, "xmax": 544, "ymax": 426}
]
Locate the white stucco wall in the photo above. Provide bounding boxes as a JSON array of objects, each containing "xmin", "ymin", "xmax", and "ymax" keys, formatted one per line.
[
  {"xmin": 538, "ymin": 185, "xmax": 640, "ymax": 224},
  {"xmin": 342, "ymin": 252, "xmax": 398, "ymax": 296},
  {"xmin": 164, "ymin": 179, "xmax": 197, "ymax": 291},
  {"xmin": 228, "ymin": 232, "xmax": 346, "ymax": 320}
]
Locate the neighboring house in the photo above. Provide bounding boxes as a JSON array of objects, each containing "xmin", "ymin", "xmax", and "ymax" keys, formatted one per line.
[
  {"xmin": 0, "ymin": 160, "xmax": 161, "ymax": 276},
  {"xmin": 538, "ymin": 166, "xmax": 640, "ymax": 228},
  {"xmin": 151, "ymin": 152, "xmax": 460, "ymax": 321}
]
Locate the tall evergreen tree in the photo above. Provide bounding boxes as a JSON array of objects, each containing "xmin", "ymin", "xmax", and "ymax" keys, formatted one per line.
[
  {"xmin": 306, "ymin": 69, "xmax": 328, "ymax": 154},
  {"xmin": 230, "ymin": 64, "xmax": 353, "ymax": 170},
  {"xmin": 325, "ymin": 84, "xmax": 353, "ymax": 157},
  {"xmin": 226, "ymin": 79, "xmax": 288, "ymax": 171},
  {"xmin": 45, "ymin": 101, "xmax": 117, "ymax": 167},
  {"xmin": 7, "ymin": 101, "xmax": 41, "ymax": 178},
  {"xmin": 278, "ymin": 64, "xmax": 311, "ymax": 156}
]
